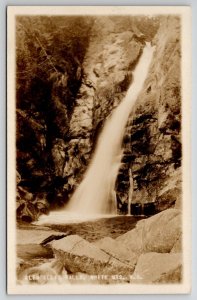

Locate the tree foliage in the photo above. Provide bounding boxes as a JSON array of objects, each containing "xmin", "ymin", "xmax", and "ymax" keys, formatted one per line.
[{"xmin": 16, "ymin": 16, "xmax": 93, "ymax": 216}]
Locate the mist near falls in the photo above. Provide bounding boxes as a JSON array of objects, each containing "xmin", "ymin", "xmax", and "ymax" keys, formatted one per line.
[{"xmin": 36, "ymin": 42, "xmax": 155, "ymax": 224}]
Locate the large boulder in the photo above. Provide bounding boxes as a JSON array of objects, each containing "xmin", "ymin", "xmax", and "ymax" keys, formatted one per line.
[
  {"xmin": 131, "ymin": 252, "xmax": 182, "ymax": 283},
  {"xmin": 116, "ymin": 222, "xmax": 144, "ymax": 254},
  {"xmin": 171, "ymin": 236, "xmax": 182, "ymax": 253},
  {"xmin": 116, "ymin": 208, "xmax": 181, "ymax": 254},
  {"xmin": 94, "ymin": 236, "xmax": 138, "ymax": 268},
  {"xmin": 153, "ymin": 266, "xmax": 182, "ymax": 283},
  {"xmin": 50, "ymin": 235, "xmax": 134, "ymax": 277}
]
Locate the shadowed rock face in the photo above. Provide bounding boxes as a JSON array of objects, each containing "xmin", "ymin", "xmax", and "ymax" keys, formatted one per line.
[
  {"xmin": 116, "ymin": 16, "xmax": 182, "ymax": 213},
  {"xmin": 62, "ymin": 18, "xmax": 146, "ymax": 203}
]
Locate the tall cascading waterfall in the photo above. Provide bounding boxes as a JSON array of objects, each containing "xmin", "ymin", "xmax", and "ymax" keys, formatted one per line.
[
  {"xmin": 66, "ymin": 42, "xmax": 155, "ymax": 215},
  {"xmin": 35, "ymin": 43, "xmax": 155, "ymax": 225}
]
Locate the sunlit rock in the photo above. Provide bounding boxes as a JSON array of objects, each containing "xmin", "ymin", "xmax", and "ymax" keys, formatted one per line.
[
  {"xmin": 94, "ymin": 236, "xmax": 138, "ymax": 269},
  {"xmin": 50, "ymin": 235, "xmax": 134, "ymax": 276},
  {"xmin": 171, "ymin": 236, "xmax": 182, "ymax": 253},
  {"xmin": 131, "ymin": 252, "xmax": 182, "ymax": 283},
  {"xmin": 116, "ymin": 209, "xmax": 181, "ymax": 254}
]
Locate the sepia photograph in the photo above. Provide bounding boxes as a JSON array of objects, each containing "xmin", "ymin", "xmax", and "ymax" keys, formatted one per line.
[{"xmin": 7, "ymin": 6, "xmax": 191, "ymax": 294}]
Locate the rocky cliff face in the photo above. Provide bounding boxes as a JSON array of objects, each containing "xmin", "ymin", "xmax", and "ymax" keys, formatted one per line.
[
  {"xmin": 16, "ymin": 15, "xmax": 181, "ymax": 221},
  {"xmin": 16, "ymin": 16, "xmax": 94, "ymax": 220},
  {"xmin": 115, "ymin": 16, "xmax": 182, "ymax": 214},
  {"xmin": 62, "ymin": 17, "xmax": 146, "ymax": 201}
]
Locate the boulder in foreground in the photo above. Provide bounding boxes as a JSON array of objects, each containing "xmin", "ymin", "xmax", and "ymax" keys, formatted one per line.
[
  {"xmin": 131, "ymin": 252, "xmax": 182, "ymax": 283},
  {"xmin": 94, "ymin": 236, "xmax": 138, "ymax": 269},
  {"xmin": 50, "ymin": 235, "xmax": 134, "ymax": 277},
  {"xmin": 116, "ymin": 208, "xmax": 181, "ymax": 254}
]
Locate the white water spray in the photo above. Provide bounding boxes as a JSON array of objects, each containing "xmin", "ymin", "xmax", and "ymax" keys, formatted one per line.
[
  {"xmin": 35, "ymin": 43, "xmax": 154, "ymax": 225},
  {"xmin": 66, "ymin": 43, "xmax": 155, "ymax": 215}
]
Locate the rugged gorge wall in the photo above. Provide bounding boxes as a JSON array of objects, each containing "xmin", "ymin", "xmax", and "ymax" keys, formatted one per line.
[
  {"xmin": 62, "ymin": 17, "xmax": 147, "ymax": 202},
  {"xmin": 16, "ymin": 16, "xmax": 181, "ymax": 222},
  {"xmin": 116, "ymin": 16, "xmax": 182, "ymax": 214}
]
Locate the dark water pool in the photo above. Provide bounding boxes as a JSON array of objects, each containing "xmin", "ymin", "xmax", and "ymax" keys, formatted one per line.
[{"xmin": 45, "ymin": 215, "xmax": 146, "ymax": 242}]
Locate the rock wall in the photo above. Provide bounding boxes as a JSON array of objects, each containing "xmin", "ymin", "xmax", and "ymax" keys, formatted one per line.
[
  {"xmin": 115, "ymin": 16, "xmax": 182, "ymax": 214},
  {"xmin": 62, "ymin": 17, "xmax": 146, "ymax": 200},
  {"xmin": 16, "ymin": 16, "xmax": 94, "ymax": 220}
]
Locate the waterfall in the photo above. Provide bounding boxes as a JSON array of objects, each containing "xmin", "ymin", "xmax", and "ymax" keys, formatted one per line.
[
  {"xmin": 35, "ymin": 43, "xmax": 155, "ymax": 225},
  {"xmin": 128, "ymin": 169, "xmax": 133, "ymax": 215},
  {"xmin": 66, "ymin": 42, "xmax": 155, "ymax": 215}
]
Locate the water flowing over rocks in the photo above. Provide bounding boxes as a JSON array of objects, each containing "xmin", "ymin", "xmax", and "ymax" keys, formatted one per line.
[
  {"xmin": 66, "ymin": 42, "xmax": 155, "ymax": 214},
  {"xmin": 63, "ymin": 18, "xmax": 146, "ymax": 203},
  {"xmin": 17, "ymin": 259, "xmax": 69, "ymax": 285}
]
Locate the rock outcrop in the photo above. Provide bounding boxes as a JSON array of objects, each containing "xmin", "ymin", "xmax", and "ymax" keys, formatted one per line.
[
  {"xmin": 16, "ymin": 16, "xmax": 94, "ymax": 219},
  {"xmin": 116, "ymin": 16, "xmax": 182, "ymax": 213},
  {"xmin": 94, "ymin": 236, "xmax": 138, "ymax": 268},
  {"xmin": 49, "ymin": 234, "xmax": 134, "ymax": 278},
  {"xmin": 62, "ymin": 17, "xmax": 146, "ymax": 197},
  {"xmin": 116, "ymin": 208, "xmax": 181, "ymax": 254}
]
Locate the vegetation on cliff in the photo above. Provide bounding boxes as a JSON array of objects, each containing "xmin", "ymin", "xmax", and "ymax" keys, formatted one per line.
[{"xmin": 16, "ymin": 16, "xmax": 93, "ymax": 221}]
